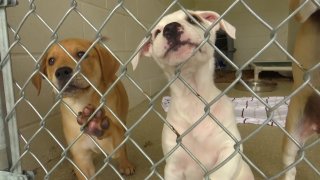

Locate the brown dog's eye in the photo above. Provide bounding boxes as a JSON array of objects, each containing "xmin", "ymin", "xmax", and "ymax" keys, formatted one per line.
[
  {"xmin": 77, "ymin": 51, "xmax": 87, "ymax": 59},
  {"xmin": 48, "ymin": 57, "xmax": 55, "ymax": 66}
]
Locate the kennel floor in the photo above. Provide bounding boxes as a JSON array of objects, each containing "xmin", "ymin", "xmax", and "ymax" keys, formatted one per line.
[{"xmin": 31, "ymin": 80, "xmax": 320, "ymax": 180}]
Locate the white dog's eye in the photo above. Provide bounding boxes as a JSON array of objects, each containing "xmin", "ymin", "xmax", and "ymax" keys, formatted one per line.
[
  {"xmin": 48, "ymin": 57, "xmax": 55, "ymax": 66},
  {"xmin": 154, "ymin": 29, "xmax": 161, "ymax": 38},
  {"xmin": 187, "ymin": 14, "xmax": 201, "ymax": 25}
]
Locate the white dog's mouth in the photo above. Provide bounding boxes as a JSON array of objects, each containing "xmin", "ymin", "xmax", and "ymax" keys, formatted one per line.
[{"xmin": 164, "ymin": 40, "xmax": 200, "ymax": 58}]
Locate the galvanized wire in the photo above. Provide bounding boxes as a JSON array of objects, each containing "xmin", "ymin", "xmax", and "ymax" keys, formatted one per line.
[{"xmin": 1, "ymin": 0, "xmax": 320, "ymax": 179}]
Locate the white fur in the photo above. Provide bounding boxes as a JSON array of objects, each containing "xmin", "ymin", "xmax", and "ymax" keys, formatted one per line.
[{"xmin": 132, "ymin": 10, "xmax": 254, "ymax": 179}]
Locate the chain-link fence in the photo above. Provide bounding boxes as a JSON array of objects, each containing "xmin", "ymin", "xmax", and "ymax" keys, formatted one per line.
[{"xmin": 0, "ymin": 0, "xmax": 320, "ymax": 179}]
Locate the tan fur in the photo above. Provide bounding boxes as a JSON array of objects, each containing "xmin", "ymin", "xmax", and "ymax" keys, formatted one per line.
[
  {"xmin": 32, "ymin": 38, "xmax": 134, "ymax": 179},
  {"xmin": 289, "ymin": 0, "xmax": 320, "ymax": 23},
  {"xmin": 289, "ymin": 0, "xmax": 304, "ymax": 22},
  {"xmin": 282, "ymin": 1, "xmax": 320, "ymax": 179}
]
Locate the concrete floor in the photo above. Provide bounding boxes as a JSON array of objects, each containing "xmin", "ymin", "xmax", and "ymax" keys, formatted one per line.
[{"xmin": 32, "ymin": 79, "xmax": 320, "ymax": 179}]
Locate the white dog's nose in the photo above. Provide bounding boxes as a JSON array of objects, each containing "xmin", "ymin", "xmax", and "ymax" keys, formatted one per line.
[{"xmin": 163, "ymin": 22, "xmax": 182, "ymax": 40}]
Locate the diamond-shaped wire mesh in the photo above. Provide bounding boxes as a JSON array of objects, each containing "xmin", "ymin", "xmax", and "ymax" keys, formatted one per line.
[{"xmin": 1, "ymin": 0, "xmax": 320, "ymax": 179}]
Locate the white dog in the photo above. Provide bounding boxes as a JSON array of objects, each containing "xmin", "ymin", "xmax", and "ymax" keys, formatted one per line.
[{"xmin": 132, "ymin": 10, "xmax": 254, "ymax": 179}]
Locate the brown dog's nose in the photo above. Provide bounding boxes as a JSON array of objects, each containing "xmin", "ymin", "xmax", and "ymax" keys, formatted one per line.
[
  {"xmin": 163, "ymin": 22, "xmax": 182, "ymax": 40},
  {"xmin": 55, "ymin": 67, "xmax": 73, "ymax": 81}
]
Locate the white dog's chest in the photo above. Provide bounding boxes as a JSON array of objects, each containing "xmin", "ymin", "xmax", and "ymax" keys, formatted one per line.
[
  {"xmin": 167, "ymin": 95, "xmax": 229, "ymax": 128},
  {"xmin": 163, "ymin": 95, "xmax": 239, "ymax": 166}
]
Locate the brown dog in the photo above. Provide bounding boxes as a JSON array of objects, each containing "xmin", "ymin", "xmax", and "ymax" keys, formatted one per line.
[
  {"xmin": 282, "ymin": 1, "xmax": 320, "ymax": 179},
  {"xmin": 32, "ymin": 38, "xmax": 135, "ymax": 179}
]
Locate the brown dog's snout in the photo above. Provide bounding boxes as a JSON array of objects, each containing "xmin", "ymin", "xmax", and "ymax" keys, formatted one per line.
[
  {"xmin": 163, "ymin": 22, "xmax": 183, "ymax": 41},
  {"xmin": 55, "ymin": 66, "xmax": 73, "ymax": 81}
]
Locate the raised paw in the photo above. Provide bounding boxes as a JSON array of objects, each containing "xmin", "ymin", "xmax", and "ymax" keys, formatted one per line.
[{"xmin": 77, "ymin": 104, "xmax": 109, "ymax": 139}]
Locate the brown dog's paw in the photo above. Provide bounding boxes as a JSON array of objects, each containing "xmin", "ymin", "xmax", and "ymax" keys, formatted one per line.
[
  {"xmin": 119, "ymin": 161, "xmax": 135, "ymax": 176},
  {"xmin": 77, "ymin": 104, "xmax": 109, "ymax": 139}
]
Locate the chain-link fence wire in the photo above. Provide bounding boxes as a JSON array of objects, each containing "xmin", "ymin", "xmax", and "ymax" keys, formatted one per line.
[{"xmin": 1, "ymin": 0, "xmax": 320, "ymax": 179}]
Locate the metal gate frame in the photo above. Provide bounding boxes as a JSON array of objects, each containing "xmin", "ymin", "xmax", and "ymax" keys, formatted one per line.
[{"xmin": 0, "ymin": 0, "xmax": 28, "ymax": 179}]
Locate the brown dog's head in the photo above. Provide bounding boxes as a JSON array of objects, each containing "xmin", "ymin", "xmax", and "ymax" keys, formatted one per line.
[{"xmin": 32, "ymin": 38, "xmax": 119, "ymax": 96}]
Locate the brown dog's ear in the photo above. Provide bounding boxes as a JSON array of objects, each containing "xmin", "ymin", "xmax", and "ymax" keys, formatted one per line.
[
  {"xmin": 32, "ymin": 54, "xmax": 47, "ymax": 95},
  {"xmin": 94, "ymin": 43, "xmax": 120, "ymax": 84}
]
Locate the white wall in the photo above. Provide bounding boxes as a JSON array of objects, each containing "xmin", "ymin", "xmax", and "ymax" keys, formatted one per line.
[{"xmin": 194, "ymin": 0, "xmax": 291, "ymax": 67}]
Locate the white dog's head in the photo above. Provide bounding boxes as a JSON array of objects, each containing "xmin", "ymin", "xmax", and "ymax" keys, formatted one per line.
[{"xmin": 131, "ymin": 10, "xmax": 236, "ymax": 72}]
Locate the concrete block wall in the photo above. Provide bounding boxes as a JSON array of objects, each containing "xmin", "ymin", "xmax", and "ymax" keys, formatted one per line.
[{"xmin": 194, "ymin": 0, "xmax": 291, "ymax": 67}]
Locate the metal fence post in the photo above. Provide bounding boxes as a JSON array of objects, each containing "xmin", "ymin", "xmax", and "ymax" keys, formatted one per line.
[
  {"xmin": 0, "ymin": 73, "xmax": 9, "ymax": 171},
  {"xmin": 0, "ymin": 0, "xmax": 29, "ymax": 179}
]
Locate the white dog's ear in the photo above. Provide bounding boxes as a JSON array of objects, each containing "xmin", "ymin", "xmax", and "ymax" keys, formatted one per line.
[
  {"xmin": 131, "ymin": 37, "xmax": 152, "ymax": 71},
  {"xmin": 197, "ymin": 11, "xmax": 236, "ymax": 39}
]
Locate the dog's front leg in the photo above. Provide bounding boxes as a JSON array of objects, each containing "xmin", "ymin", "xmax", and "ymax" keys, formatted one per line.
[
  {"xmin": 282, "ymin": 97, "xmax": 302, "ymax": 180},
  {"xmin": 77, "ymin": 104, "xmax": 135, "ymax": 176},
  {"xmin": 162, "ymin": 126, "xmax": 186, "ymax": 180},
  {"xmin": 164, "ymin": 159, "xmax": 186, "ymax": 179},
  {"xmin": 70, "ymin": 146, "xmax": 96, "ymax": 180},
  {"xmin": 282, "ymin": 139, "xmax": 299, "ymax": 180},
  {"xmin": 283, "ymin": 92, "xmax": 320, "ymax": 180},
  {"xmin": 208, "ymin": 147, "xmax": 252, "ymax": 180},
  {"xmin": 112, "ymin": 129, "xmax": 135, "ymax": 175}
]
